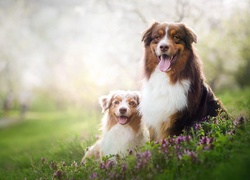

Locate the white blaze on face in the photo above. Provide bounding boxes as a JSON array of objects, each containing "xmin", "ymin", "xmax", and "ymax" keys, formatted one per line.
[
  {"xmin": 155, "ymin": 26, "xmax": 174, "ymax": 72},
  {"xmin": 115, "ymin": 96, "xmax": 133, "ymax": 125},
  {"xmin": 120, "ymin": 99, "xmax": 129, "ymax": 112},
  {"xmin": 155, "ymin": 26, "xmax": 170, "ymax": 56}
]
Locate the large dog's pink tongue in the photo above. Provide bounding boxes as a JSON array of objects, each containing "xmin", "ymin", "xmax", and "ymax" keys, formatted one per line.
[
  {"xmin": 118, "ymin": 116, "xmax": 128, "ymax": 125},
  {"xmin": 159, "ymin": 55, "xmax": 171, "ymax": 72}
]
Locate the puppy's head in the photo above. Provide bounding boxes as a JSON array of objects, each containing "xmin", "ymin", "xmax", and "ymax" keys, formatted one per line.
[
  {"xmin": 142, "ymin": 22, "xmax": 197, "ymax": 73},
  {"xmin": 99, "ymin": 90, "xmax": 140, "ymax": 125}
]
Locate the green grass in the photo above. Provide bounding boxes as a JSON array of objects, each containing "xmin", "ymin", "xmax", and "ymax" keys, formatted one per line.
[
  {"xmin": 0, "ymin": 109, "xmax": 101, "ymax": 179},
  {"xmin": 0, "ymin": 88, "xmax": 249, "ymax": 179}
]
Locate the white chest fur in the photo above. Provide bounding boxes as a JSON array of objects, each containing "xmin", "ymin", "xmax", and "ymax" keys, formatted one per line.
[
  {"xmin": 100, "ymin": 124, "xmax": 147, "ymax": 157},
  {"xmin": 140, "ymin": 68, "xmax": 190, "ymax": 135}
]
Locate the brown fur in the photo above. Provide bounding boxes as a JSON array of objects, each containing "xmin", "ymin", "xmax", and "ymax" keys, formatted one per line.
[
  {"xmin": 106, "ymin": 110, "xmax": 142, "ymax": 134},
  {"xmin": 82, "ymin": 90, "xmax": 148, "ymax": 162},
  {"xmin": 148, "ymin": 127, "xmax": 157, "ymax": 141},
  {"xmin": 103, "ymin": 92, "xmax": 142, "ymax": 134},
  {"xmin": 106, "ymin": 114, "xmax": 117, "ymax": 132},
  {"xmin": 128, "ymin": 112, "xmax": 142, "ymax": 133},
  {"xmin": 141, "ymin": 22, "xmax": 227, "ymax": 141}
]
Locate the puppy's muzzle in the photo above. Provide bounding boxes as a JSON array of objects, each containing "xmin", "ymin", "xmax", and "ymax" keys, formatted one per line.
[{"xmin": 119, "ymin": 108, "xmax": 127, "ymax": 114}]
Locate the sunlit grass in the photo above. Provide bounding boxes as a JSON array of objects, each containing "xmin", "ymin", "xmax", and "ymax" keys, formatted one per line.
[
  {"xmin": 0, "ymin": 108, "xmax": 101, "ymax": 179},
  {"xmin": 0, "ymin": 88, "xmax": 249, "ymax": 179},
  {"xmin": 216, "ymin": 87, "xmax": 250, "ymax": 116}
]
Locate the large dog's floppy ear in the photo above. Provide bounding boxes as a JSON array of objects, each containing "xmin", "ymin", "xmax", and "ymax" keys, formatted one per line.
[
  {"xmin": 142, "ymin": 22, "xmax": 159, "ymax": 46},
  {"xmin": 182, "ymin": 23, "xmax": 197, "ymax": 44},
  {"xmin": 99, "ymin": 95, "xmax": 112, "ymax": 113}
]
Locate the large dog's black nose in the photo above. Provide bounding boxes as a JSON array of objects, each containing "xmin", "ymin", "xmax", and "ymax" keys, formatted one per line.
[
  {"xmin": 119, "ymin": 108, "xmax": 127, "ymax": 114},
  {"xmin": 160, "ymin": 44, "xmax": 169, "ymax": 52}
]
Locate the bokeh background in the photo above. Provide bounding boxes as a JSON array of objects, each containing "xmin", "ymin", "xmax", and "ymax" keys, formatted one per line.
[
  {"xmin": 0, "ymin": 0, "xmax": 249, "ymax": 118},
  {"xmin": 1, "ymin": 1, "xmax": 250, "ymax": 178}
]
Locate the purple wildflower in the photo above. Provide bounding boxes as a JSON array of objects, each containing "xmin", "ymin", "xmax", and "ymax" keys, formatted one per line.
[
  {"xmin": 194, "ymin": 123, "xmax": 202, "ymax": 130},
  {"xmin": 159, "ymin": 139, "xmax": 169, "ymax": 156},
  {"xmin": 175, "ymin": 135, "xmax": 191, "ymax": 144},
  {"xmin": 175, "ymin": 136, "xmax": 184, "ymax": 144},
  {"xmin": 128, "ymin": 149, "xmax": 134, "ymax": 155},
  {"xmin": 154, "ymin": 141, "xmax": 160, "ymax": 144},
  {"xmin": 203, "ymin": 145, "xmax": 212, "ymax": 150},
  {"xmin": 90, "ymin": 172, "xmax": 98, "ymax": 179},
  {"xmin": 201, "ymin": 117, "xmax": 208, "ymax": 122},
  {"xmin": 178, "ymin": 149, "xmax": 197, "ymax": 161},
  {"xmin": 199, "ymin": 136, "xmax": 213, "ymax": 145},
  {"xmin": 161, "ymin": 139, "xmax": 168, "ymax": 146},
  {"xmin": 198, "ymin": 136, "xmax": 214, "ymax": 150},
  {"xmin": 100, "ymin": 160, "xmax": 114, "ymax": 170},
  {"xmin": 108, "ymin": 172, "xmax": 115, "ymax": 179},
  {"xmin": 168, "ymin": 137, "xmax": 175, "ymax": 145},
  {"xmin": 186, "ymin": 135, "xmax": 192, "ymax": 141},
  {"xmin": 53, "ymin": 170, "xmax": 63, "ymax": 179},
  {"xmin": 122, "ymin": 163, "xmax": 127, "ymax": 172},
  {"xmin": 184, "ymin": 149, "xmax": 197, "ymax": 161},
  {"xmin": 174, "ymin": 145, "xmax": 181, "ymax": 152},
  {"xmin": 145, "ymin": 150, "xmax": 152, "ymax": 158},
  {"xmin": 184, "ymin": 126, "xmax": 191, "ymax": 132},
  {"xmin": 177, "ymin": 152, "xmax": 183, "ymax": 160},
  {"xmin": 135, "ymin": 150, "xmax": 152, "ymax": 170},
  {"xmin": 226, "ymin": 130, "xmax": 235, "ymax": 136},
  {"xmin": 100, "ymin": 162, "xmax": 105, "ymax": 169},
  {"xmin": 105, "ymin": 160, "xmax": 114, "ymax": 169},
  {"xmin": 233, "ymin": 116, "xmax": 246, "ymax": 126}
]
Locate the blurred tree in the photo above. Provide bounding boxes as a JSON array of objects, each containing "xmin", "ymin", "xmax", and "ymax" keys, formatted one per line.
[
  {"xmin": 196, "ymin": 1, "xmax": 250, "ymax": 90},
  {"xmin": 234, "ymin": 8, "xmax": 250, "ymax": 88},
  {"xmin": 0, "ymin": 0, "xmax": 249, "ymax": 114}
]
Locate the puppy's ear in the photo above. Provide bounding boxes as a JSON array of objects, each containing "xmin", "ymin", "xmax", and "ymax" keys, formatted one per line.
[
  {"xmin": 182, "ymin": 24, "xmax": 197, "ymax": 44},
  {"xmin": 133, "ymin": 91, "xmax": 141, "ymax": 105},
  {"xmin": 99, "ymin": 95, "xmax": 112, "ymax": 113},
  {"xmin": 142, "ymin": 22, "xmax": 159, "ymax": 46}
]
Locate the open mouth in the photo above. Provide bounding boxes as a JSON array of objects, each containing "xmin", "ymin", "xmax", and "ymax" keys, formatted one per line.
[
  {"xmin": 118, "ymin": 116, "xmax": 130, "ymax": 125},
  {"xmin": 158, "ymin": 53, "xmax": 178, "ymax": 72}
]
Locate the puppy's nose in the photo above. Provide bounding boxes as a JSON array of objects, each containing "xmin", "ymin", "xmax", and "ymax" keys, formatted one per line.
[
  {"xmin": 119, "ymin": 108, "xmax": 127, "ymax": 114},
  {"xmin": 160, "ymin": 44, "xmax": 169, "ymax": 52}
]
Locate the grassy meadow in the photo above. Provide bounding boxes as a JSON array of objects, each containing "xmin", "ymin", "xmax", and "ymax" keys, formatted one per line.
[
  {"xmin": 0, "ymin": 109, "xmax": 101, "ymax": 179},
  {"xmin": 0, "ymin": 88, "xmax": 249, "ymax": 179}
]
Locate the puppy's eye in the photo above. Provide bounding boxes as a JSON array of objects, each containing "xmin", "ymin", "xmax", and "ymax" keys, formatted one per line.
[
  {"xmin": 114, "ymin": 101, "xmax": 120, "ymax": 105},
  {"xmin": 129, "ymin": 101, "xmax": 136, "ymax": 106}
]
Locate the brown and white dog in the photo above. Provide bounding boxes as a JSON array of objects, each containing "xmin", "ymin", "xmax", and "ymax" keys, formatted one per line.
[
  {"xmin": 82, "ymin": 90, "xmax": 149, "ymax": 161},
  {"xmin": 139, "ymin": 22, "xmax": 226, "ymax": 141}
]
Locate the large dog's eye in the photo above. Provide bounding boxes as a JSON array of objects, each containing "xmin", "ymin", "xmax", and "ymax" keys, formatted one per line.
[
  {"xmin": 154, "ymin": 35, "xmax": 161, "ymax": 42},
  {"xmin": 155, "ymin": 35, "xmax": 160, "ymax": 40},
  {"xmin": 173, "ymin": 35, "xmax": 180, "ymax": 41}
]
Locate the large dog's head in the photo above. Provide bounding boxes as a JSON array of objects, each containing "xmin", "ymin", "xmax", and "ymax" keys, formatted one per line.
[
  {"xmin": 99, "ymin": 90, "xmax": 141, "ymax": 126},
  {"xmin": 142, "ymin": 22, "xmax": 197, "ymax": 75}
]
